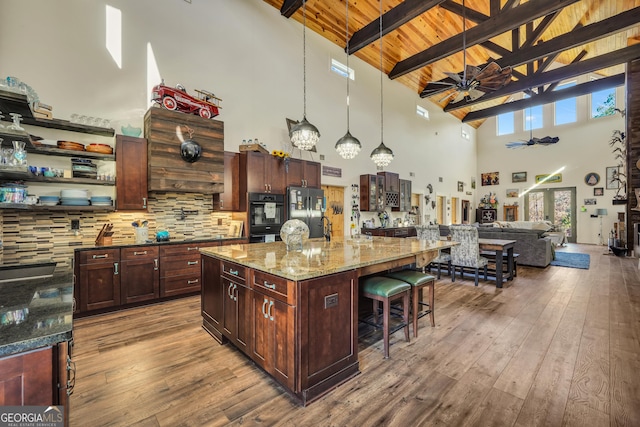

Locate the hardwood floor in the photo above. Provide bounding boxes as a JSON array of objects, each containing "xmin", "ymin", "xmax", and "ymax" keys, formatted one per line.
[{"xmin": 70, "ymin": 244, "xmax": 640, "ymax": 426}]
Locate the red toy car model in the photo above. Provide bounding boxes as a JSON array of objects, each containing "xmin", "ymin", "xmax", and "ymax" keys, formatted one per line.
[{"xmin": 151, "ymin": 83, "xmax": 222, "ymax": 119}]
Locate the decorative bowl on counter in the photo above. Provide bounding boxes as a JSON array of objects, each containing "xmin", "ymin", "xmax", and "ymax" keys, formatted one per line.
[
  {"xmin": 280, "ymin": 219, "xmax": 309, "ymax": 252},
  {"xmin": 156, "ymin": 230, "xmax": 170, "ymax": 242}
]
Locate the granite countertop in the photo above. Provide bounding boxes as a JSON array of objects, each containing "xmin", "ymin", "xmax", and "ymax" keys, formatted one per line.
[
  {"xmin": 200, "ymin": 236, "xmax": 456, "ymax": 282},
  {"xmin": 74, "ymin": 236, "xmax": 246, "ymax": 252},
  {"xmin": 0, "ymin": 274, "xmax": 73, "ymax": 357}
]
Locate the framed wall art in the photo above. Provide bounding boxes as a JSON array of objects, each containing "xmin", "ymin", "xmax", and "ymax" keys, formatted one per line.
[
  {"xmin": 584, "ymin": 172, "xmax": 600, "ymax": 186},
  {"xmin": 506, "ymin": 188, "xmax": 519, "ymax": 198},
  {"xmin": 512, "ymin": 171, "xmax": 527, "ymax": 183},
  {"xmin": 457, "ymin": 181, "xmax": 464, "ymax": 192},
  {"xmin": 481, "ymin": 172, "xmax": 499, "ymax": 186},
  {"xmin": 536, "ymin": 174, "xmax": 562, "ymax": 184},
  {"xmin": 606, "ymin": 166, "xmax": 619, "ymax": 189},
  {"xmin": 584, "ymin": 198, "xmax": 597, "ymax": 205},
  {"xmin": 594, "ymin": 187, "xmax": 604, "ymax": 196}
]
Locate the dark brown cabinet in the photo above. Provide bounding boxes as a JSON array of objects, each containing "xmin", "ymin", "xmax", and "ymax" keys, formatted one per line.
[
  {"xmin": 360, "ymin": 174, "xmax": 385, "ymax": 212},
  {"xmin": 76, "ymin": 248, "xmax": 121, "ymax": 312},
  {"xmin": 286, "ymin": 158, "xmax": 321, "ymax": 188},
  {"xmin": 201, "ymin": 255, "xmax": 224, "ymax": 343},
  {"xmin": 398, "ymin": 179, "xmax": 412, "ymax": 212},
  {"xmin": 361, "ymin": 227, "xmax": 416, "ymax": 237},
  {"xmin": 115, "ymin": 135, "xmax": 148, "ymax": 210},
  {"xmin": 120, "ymin": 246, "xmax": 159, "ymax": 304},
  {"xmin": 213, "ymin": 151, "xmax": 245, "ymax": 211},
  {"xmin": 378, "ymin": 171, "xmax": 399, "ymax": 193},
  {"xmin": 0, "ymin": 342, "xmax": 73, "ymax": 426},
  {"xmin": 221, "ymin": 263, "xmax": 250, "ymax": 353},
  {"xmin": 75, "ymin": 239, "xmax": 245, "ymax": 316},
  {"xmin": 477, "ymin": 208, "xmax": 497, "ymax": 224},
  {"xmin": 160, "ymin": 242, "xmax": 220, "ymax": 297},
  {"xmin": 243, "ymin": 151, "xmax": 286, "ymax": 194}
]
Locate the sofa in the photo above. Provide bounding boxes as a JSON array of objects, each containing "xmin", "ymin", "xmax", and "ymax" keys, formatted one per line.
[{"xmin": 438, "ymin": 221, "xmax": 553, "ymax": 267}]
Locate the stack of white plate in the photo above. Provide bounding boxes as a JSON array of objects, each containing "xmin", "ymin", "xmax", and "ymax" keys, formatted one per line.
[
  {"xmin": 60, "ymin": 189, "xmax": 89, "ymax": 206},
  {"xmin": 39, "ymin": 196, "xmax": 59, "ymax": 206},
  {"xmin": 90, "ymin": 196, "xmax": 113, "ymax": 206},
  {"xmin": 61, "ymin": 189, "xmax": 89, "ymax": 199}
]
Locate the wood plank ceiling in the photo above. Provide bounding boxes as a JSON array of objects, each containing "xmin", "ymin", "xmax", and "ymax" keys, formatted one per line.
[{"xmin": 263, "ymin": 0, "xmax": 640, "ymax": 128}]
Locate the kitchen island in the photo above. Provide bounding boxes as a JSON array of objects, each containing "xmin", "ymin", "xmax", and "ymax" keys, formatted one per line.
[{"xmin": 200, "ymin": 236, "xmax": 455, "ymax": 405}]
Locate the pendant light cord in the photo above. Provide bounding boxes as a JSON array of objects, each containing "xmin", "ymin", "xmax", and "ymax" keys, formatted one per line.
[
  {"xmin": 346, "ymin": 0, "xmax": 350, "ymax": 131},
  {"xmin": 303, "ymin": 0, "xmax": 307, "ymax": 118},
  {"xmin": 462, "ymin": 0, "xmax": 467, "ymax": 83},
  {"xmin": 379, "ymin": 0, "xmax": 383, "ymax": 144}
]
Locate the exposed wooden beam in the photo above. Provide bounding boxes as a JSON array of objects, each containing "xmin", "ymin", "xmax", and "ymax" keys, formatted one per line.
[
  {"xmin": 389, "ymin": 0, "xmax": 579, "ymax": 79},
  {"xmin": 280, "ymin": 0, "xmax": 303, "ymax": 18},
  {"xmin": 438, "ymin": 1, "xmax": 489, "ymax": 23},
  {"xmin": 503, "ymin": 0, "xmax": 521, "ymax": 10},
  {"xmin": 462, "ymin": 73, "xmax": 625, "ymax": 122},
  {"xmin": 481, "ymin": 40, "xmax": 511, "ymax": 57},
  {"xmin": 546, "ymin": 50, "xmax": 588, "ymax": 92},
  {"xmin": 490, "ymin": 0, "xmax": 500, "ymax": 17},
  {"xmin": 445, "ymin": 43, "xmax": 640, "ymax": 111},
  {"xmin": 346, "ymin": 0, "xmax": 445, "ymax": 54},
  {"xmin": 521, "ymin": 12, "xmax": 560, "ymax": 49},
  {"xmin": 421, "ymin": 7, "xmax": 640, "ymax": 98}
]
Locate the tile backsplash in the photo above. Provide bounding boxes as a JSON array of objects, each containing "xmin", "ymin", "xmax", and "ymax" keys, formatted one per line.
[{"xmin": 0, "ymin": 192, "xmax": 242, "ymax": 274}]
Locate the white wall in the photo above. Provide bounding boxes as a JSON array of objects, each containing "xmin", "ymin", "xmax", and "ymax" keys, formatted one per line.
[
  {"xmin": 0, "ymin": 0, "xmax": 477, "ymax": 234},
  {"xmin": 476, "ymin": 84, "xmax": 626, "ymax": 244}
]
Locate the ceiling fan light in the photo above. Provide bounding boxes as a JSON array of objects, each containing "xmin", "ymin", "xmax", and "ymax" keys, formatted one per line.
[
  {"xmin": 370, "ymin": 141, "xmax": 394, "ymax": 167},
  {"xmin": 290, "ymin": 116, "xmax": 320, "ymax": 151},
  {"xmin": 335, "ymin": 130, "xmax": 362, "ymax": 159}
]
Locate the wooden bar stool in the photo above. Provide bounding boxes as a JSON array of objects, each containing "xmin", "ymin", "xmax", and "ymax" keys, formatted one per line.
[
  {"xmin": 385, "ymin": 270, "xmax": 436, "ymax": 337},
  {"xmin": 360, "ymin": 276, "xmax": 411, "ymax": 358}
]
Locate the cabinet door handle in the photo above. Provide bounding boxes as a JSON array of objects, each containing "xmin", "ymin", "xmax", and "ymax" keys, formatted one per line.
[
  {"xmin": 263, "ymin": 280, "xmax": 276, "ymax": 290},
  {"xmin": 262, "ymin": 298, "xmax": 269, "ymax": 318},
  {"xmin": 228, "ymin": 283, "xmax": 234, "ymax": 299},
  {"xmin": 268, "ymin": 300, "xmax": 274, "ymax": 321},
  {"xmin": 92, "ymin": 254, "xmax": 108, "ymax": 259},
  {"xmin": 133, "ymin": 251, "xmax": 147, "ymax": 256},
  {"xmin": 187, "ymin": 247, "xmax": 199, "ymax": 251},
  {"xmin": 220, "ymin": 199, "xmax": 224, "ymax": 209},
  {"xmin": 142, "ymin": 197, "xmax": 147, "ymax": 208},
  {"xmin": 229, "ymin": 268, "xmax": 239, "ymax": 276},
  {"xmin": 113, "ymin": 262, "xmax": 119, "ymax": 275},
  {"xmin": 233, "ymin": 284, "xmax": 237, "ymax": 302},
  {"xmin": 66, "ymin": 355, "xmax": 76, "ymax": 396},
  {"xmin": 187, "ymin": 260, "xmax": 199, "ymax": 266},
  {"xmin": 187, "ymin": 279, "xmax": 199, "ymax": 285},
  {"xmin": 154, "ymin": 258, "xmax": 158, "ymax": 270}
]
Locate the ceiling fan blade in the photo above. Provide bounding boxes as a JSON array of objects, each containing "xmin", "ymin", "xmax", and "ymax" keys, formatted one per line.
[
  {"xmin": 451, "ymin": 91, "xmax": 466, "ymax": 103},
  {"xmin": 476, "ymin": 64, "xmax": 512, "ymax": 89},
  {"xmin": 465, "ymin": 65, "xmax": 481, "ymax": 81},
  {"xmin": 467, "ymin": 88, "xmax": 485, "ymax": 100},
  {"xmin": 438, "ymin": 90, "xmax": 458, "ymax": 103},
  {"xmin": 427, "ymin": 81, "xmax": 457, "ymax": 86},
  {"xmin": 443, "ymin": 72, "xmax": 463, "ymax": 83},
  {"xmin": 505, "ymin": 141, "xmax": 527, "ymax": 148}
]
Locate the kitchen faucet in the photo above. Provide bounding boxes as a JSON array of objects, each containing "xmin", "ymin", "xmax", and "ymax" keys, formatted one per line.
[{"xmin": 321, "ymin": 215, "xmax": 332, "ymax": 241}]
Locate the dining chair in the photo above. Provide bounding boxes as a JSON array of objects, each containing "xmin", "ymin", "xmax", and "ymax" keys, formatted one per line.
[
  {"xmin": 415, "ymin": 224, "xmax": 451, "ymax": 278},
  {"xmin": 449, "ymin": 225, "xmax": 488, "ymax": 286}
]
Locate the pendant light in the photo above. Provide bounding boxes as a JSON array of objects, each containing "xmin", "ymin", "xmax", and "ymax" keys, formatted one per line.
[
  {"xmin": 335, "ymin": 0, "xmax": 361, "ymax": 159},
  {"xmin": 290, "ymin": 0, "xmax": 320, "ymax": 151},
  {"xmin": 370, "ymin": 0, "xmax": 393, "ymax": 168}
]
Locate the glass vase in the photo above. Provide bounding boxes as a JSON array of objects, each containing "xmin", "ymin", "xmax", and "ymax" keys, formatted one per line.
[{"xmin": 12, "ymin": 140, "xmax": 27, "ymax": 166}]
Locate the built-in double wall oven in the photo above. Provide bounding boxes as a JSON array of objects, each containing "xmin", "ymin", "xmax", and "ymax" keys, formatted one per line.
[{"xmin": 248, "ymin": 193, "xmax": 285, "ymax": 243}]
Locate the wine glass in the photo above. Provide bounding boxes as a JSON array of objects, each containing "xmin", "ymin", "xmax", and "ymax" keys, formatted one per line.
[{"xmin": 8, "ymin": 113, "xmax": 24, "ymax": 131}]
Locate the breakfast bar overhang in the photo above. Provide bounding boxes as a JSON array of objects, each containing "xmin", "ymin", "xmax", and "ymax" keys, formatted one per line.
[{"xmin": 200, "ymin": 236, "xmax": 456, "ymax": 405}]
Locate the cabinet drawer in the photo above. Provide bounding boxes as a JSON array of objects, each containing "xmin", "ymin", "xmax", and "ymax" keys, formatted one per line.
[
  {"xmin": 78, "ymin": 249, "xmax": 120, "ymax": 265},
  {"xmin": 121, "ymin": 246, "xmax": 159, "ymax": 260},
  {"xmin": 159, "ymin": 241, "xmax": 220, "ymax": 257},
  {"xmin": 161, "ymin": 275, "xmax": 201, "ymax": 297},
  {"xmin": 160, "ymin": 256, "xmax": 201, "ymax": 278},
  {"xmin": 252, "ymin": 270, "xmax": 294, "ymax": 303},
  {"xmin": 221, "ymin": 261, "xmax": 246, "ymax": 282}
]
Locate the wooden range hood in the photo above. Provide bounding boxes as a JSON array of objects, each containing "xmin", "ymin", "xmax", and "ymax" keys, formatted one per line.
[{"xmin": 144, "ymin": 107, "xmax": 224, "ymax": 194}]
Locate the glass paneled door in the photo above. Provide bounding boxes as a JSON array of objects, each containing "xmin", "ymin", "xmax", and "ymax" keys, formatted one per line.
[{"xmin": 524, "ymin": 187, "xmax": 576, "ymax": 243}]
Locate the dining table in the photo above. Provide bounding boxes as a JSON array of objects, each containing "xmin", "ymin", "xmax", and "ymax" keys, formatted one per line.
[{"xmin": 478, "ymin": 238, "xmax": 517, "ymax": 288}]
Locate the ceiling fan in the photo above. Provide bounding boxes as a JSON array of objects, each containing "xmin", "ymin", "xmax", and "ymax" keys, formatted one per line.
[
  {"xmin": 434, "ymin": 0, "xmax": 512, "ymax": 103},
  {"xmin": 506, "ymin": 107, "xmax": 559, "ymax": 148}
]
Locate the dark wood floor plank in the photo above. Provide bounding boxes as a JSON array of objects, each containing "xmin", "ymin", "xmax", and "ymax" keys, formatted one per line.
[{"xmin": 68, "ymin": 244, "xmax": 640, "ymax": 427}]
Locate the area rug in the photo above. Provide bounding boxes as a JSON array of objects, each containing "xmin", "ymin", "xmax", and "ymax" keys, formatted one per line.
[{"xmin": 550, "ymin": 252, "xmax": 590, "ymax": 269}]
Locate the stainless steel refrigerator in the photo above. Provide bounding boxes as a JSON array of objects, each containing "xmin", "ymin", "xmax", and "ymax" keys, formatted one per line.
[{"xmin": 287, "ymin": 186, "xmax": 325, "ymax": 238}]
